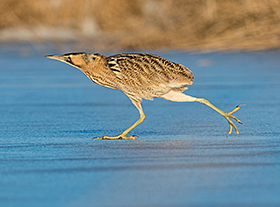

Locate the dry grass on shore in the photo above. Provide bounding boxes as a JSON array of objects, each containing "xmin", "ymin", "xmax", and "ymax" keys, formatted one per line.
[{"xmin": 1, "ymin": 0, "xmax": 280, "ymax": 51}]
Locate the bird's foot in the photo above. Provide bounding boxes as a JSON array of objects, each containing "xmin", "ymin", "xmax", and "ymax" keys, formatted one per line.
[
  {"xmin": 196, "ymin": 98, "xmax": 244, "ymax": 137},
  {"xmin": 92, "ymin": 134, "xmax": 139, "ymax": 140},
  {"xmin": 223, "ymin": 104, "xmax": 245, "ymax": 137}
]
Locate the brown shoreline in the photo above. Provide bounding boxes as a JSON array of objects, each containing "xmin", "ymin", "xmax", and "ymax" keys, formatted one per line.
[{"xmin": 1, "ymin": 0, "xmax": 280, "ymax": 52}]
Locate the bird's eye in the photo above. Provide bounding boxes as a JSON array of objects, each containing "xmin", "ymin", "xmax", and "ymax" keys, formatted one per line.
[{"xmin": 66, "ymin": 57, "xmax": 72, "ymax": 63}]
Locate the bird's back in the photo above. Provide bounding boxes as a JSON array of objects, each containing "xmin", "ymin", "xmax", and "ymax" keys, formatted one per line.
[{"xmin": 104, "ymin": 53, "xmax": 194, "ymax": 101}]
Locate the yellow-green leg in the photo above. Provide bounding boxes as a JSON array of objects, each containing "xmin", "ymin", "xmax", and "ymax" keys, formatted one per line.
[
  {"xmin": 195, "ymin": 98, "xmax": 244, "ymax": 137},
  {"xmin": 160, "ymin": 91, "xmax": 243, "ymax": 137},
  {"xmin": 92, "ymin": 101, "xmax": 145, "ymax": 140}
]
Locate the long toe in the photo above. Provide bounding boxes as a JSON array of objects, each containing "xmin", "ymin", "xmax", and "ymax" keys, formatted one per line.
[
  {"xmin": 224, "ymin": 112, "xmax": 241, "ymax": 137},
  {"xmin": 92, "ymin": 135, "xmax": 138, "ymax": 140},
  {"xmin": 228, "ymin": 104, "xmax": 245, "ymax": 115}
]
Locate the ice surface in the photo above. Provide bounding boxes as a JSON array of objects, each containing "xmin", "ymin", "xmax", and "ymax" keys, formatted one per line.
[{"xmin": 0, "ymin": 48, "xmax": 280, "ymax": 207}]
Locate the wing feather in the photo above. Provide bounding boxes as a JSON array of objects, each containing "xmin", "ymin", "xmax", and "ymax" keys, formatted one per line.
[{"xmin": 106, "ymin": 53, "xmax": 194, "ymax": 100}]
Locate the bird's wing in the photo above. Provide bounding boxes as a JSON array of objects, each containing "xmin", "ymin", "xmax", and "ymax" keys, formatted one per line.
[
  {"xmin": 106, "ymin": 53, "xmax": 193, "ymax": 100},
  {"xmin": 107, "ymin": 53, "xmax": 193, "ymax": 87}
]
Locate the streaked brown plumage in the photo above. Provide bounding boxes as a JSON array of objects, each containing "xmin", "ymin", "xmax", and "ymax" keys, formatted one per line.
[{"xmin": 45, "ymin": 52, "xmax": 243, "ymax": 140}]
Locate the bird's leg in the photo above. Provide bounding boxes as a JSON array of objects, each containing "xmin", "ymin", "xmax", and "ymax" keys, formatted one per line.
[
  {"xmin": 92, "ymin": 101, "xmax": 145, "ymax": 140},
  {"xmin": 160, "ymin": 91, "xmax": 243, "ymax": 137},
  {"xmin": 195, "ymin": 98, "xmax": 244, "ymax": 137}
]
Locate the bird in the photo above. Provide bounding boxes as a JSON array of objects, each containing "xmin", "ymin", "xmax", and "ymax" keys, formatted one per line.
[{"xmin": 45, "ymin": 52, "xmax": 243, "ymax": 140}]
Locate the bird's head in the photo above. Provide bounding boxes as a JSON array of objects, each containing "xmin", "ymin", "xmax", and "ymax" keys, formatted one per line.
[{"xmin": 45, "ymin": 52, "xmax": 101, "ymax": 69}]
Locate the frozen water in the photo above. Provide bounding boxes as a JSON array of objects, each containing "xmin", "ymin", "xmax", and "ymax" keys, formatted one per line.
[{"xmin": 0, "ymin": 46, "xmax": 280, "ymax": 207}]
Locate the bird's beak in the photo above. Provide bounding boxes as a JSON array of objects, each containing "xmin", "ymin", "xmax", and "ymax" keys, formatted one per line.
[{"xmin": 45, "ymin": 55, "xmax": 66, "ymax": 62}]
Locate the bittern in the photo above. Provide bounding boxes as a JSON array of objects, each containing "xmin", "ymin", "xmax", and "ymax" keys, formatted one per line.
[{"xmin": 45, "ymin": 52, "xmax": 243, "ymax": 140}]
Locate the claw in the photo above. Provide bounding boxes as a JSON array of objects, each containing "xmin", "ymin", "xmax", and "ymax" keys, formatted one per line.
[
  {"xmin": 92, "ymin": 136, "xmax": 108, "ymax": 140},
  {"xmin": 229, "ymin": 115, "xmax": 243, "ymax": 124},
  {"xmin": 228, "ymin": 104, "xmax": 245, "ymax": 115},
  {"xmin": 227, "ymin": 124, "xmax": 233, "ymax": 138},
  {"xmin": 132, "ymin": 135, "xmax": 140, "ymax": 139}
]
